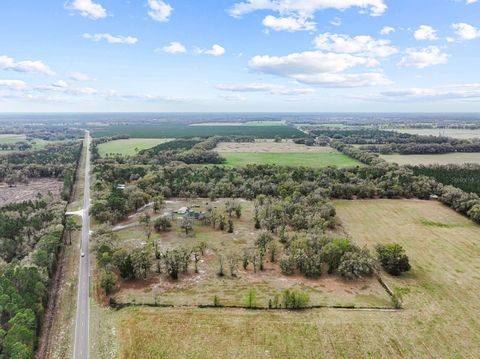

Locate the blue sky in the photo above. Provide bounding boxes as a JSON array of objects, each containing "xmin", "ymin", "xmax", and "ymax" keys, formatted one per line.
[{"xmin": 0, "ymin": 0, "xmax": 479, "ymax": 112}]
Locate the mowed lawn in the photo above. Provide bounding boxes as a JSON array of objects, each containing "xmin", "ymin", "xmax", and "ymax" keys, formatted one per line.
[
  {"xmin": 101, "ymin": 199, "xmax": 480, "ymax": 359},
  {"xmin": 382, "ymin": 152, "xmax": 480, "ymax": 165},
  {"xmin": 97, "ymin": 138, "xmax": 171, "ymax": 156},
  {"xmin": 222, "ymin": 152, "xmax": 361, "ymax": 168}
]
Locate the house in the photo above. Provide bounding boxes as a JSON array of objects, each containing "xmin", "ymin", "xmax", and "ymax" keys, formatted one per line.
[
  {"xmin": 116, "ymin": 184, "xmax": 126, "ymax": 190},
  {"xmin": 176, "ymin": 207, "xmax": 189, "ymax": 215}
]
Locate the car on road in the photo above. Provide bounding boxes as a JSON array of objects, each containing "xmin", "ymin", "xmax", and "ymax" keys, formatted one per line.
[{"xmin": 81, "ymin": 252, "xmax": 85, "ymax": 257}]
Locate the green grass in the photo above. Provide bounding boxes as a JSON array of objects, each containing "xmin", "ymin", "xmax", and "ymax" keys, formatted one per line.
[
  {"xmin": 90, "ymin": 124, "xmax": 304, "ymax": 139},
  {"xmin": 97, "ymin": 138, "xmax": 172, "ymax": 156},
  {"xmin": 0, "ymin": 134, "xmax": 26, "ymax": 143},
  {"xmin": 221, "ymin": 152, "xmax": 361, "ymax": 168}
]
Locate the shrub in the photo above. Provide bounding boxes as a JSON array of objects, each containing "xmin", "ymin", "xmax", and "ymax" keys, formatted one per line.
[
  {"xmin": 279, "ymin": 256, "xmax": 296, "ymax": 275},
  {"xmin": 282, "ymin": 289, "xmax": 310, "ymax": 309},
  {"xmin": 376, "ymin": 244, "xmax": 411, "ymax": 276},
  {"xmin": 337, "ymin": 248, "xmax": 375, "ymax": 280},
  {"xmin": 245, "ymin": 288, "xmax": 257, "ymax": 308},
  {"xmin": 154, "ymin": 217, "xmax": 172, "ymax": 232}
]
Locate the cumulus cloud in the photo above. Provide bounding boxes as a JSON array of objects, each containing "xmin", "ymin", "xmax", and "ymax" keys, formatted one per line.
[
  {"xmin": 452, "ymin": 23, "xmax": 480, "ymax": 40},
  {"xmin": 160, "ymin": 42, "xmax": 187, "ymax": 54},
  {"xmin": 398, "ymin": 46, "xmax": 448, "ymax": 69},
  {"xmin": 229, "ymin": 0, "xmax": 388, "ymax": 18},
  {"xmin": 68, "ymin": 0, "xmax": 107, "ymax": 19},
  {"xmin": 83, "ymin": 33, "xmax": 138, "ymax": 44},
  {"xmin": 36, "ymin": 80, "xmax": 98, "ymax": 95},
  {"xmin": 0, "ymin": 55, "xmax": 55, "ymax": 76},
  {"xmin": 262, "ymin": 15, "xmax": 316, "ymax": 32},
  {"xmin": 69, "ymin": 72, "xmax": 91, "ymax": 81},
  {"xmin": 414, "ymin": 25, "xmax": 438, "ymax": 40},
  {"xmin": 195, "ymin": 44, "xmax": 226, "ymax": 56},
  {"xmin": 380, "ymin": 26, "xmax": 395, "ymax": 35},
  {"xmin": 313, "ymin": 33, "xmax": 398, "ymax": 58},
  {"xmin": 0, "ymin": 80, "xmax": 28, "ymax": 91},
  {"xmin": 147, "ymin": 0, "xmax": 173, "ymax": 22},
  {"xmin": 216, "ymin": 83, "xmax": 315, "ymax": 95},
  {"xmin": 249, "ymin": 51, "xmax": 391, "ymax": 87}
]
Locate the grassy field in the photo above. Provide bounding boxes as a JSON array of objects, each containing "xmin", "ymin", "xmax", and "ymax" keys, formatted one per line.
[
  {"xmin": 98, "ymin": 138, "xmax": 171, "ymax": 156},
  {"xmin": 222, "ymin": 152, "xmax": 361, "ymax": 168},
  {"xmin": 96, "ymin": 199, "xmax": 480, "ymax": 358},
  {"xmin": 108, "ymin": 199, "xmax": 388, "ymax": 308},
  {"xmin": 381, "ymin": 152, "xmax": 480, "ymax": 165},
  {"xmin": 191, "ymin": 120, "xmax": 286, "ymax": 126},
  {"xmin": 0, "ymin": 134, "xmax": 26, "ymax": 143},
  {"xmin": 394, "ymin": 128, "xmax": 480, "ymax": 139},
  {"xmin": 90, "ymin": 124, "xmax": 304, "ymax": 139}
]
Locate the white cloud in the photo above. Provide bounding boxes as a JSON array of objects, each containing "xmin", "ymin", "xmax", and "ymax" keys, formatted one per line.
[
  {"xmin": 313, "ymin": 33, "xmax": 398, "ymax": 58},
  {"xmin": 466, "ymin": 0, "xmax": 478, "ymax": 4},
  {"xmin": 229, "ymin": 0, "xmax": 388, "ymax": 18},
  {"xmin": 414, "ymin": 25, "xmax": 438, "ymax": 40},
  {"xmin": 160, "ymin": 42, "xmax": 187, "ymax": 54},
  {"xmin": 0, "ymin": 55, "xmax": 55, "ymax": 76},
  {"xmin": 68, "ymin": 0, "xmax": 107, "ymax": 19},
  {"xmin": 330, "ymin": 17, "xmax": 342, "ymax": 26},
  {"xmin": 69, "ymin": 72, "xmax": 91, "ymax": 81},
  {"xmin": 147, "ymin": 0, "xmax": 173, "ymax": 22},
  {"xmin": 452, "ymin": 23, "xmax": 480, "ymax": 40},
  {"xmin": 262, "ymin": 15, "xmax": 316, "ymax": 32},
  {"xmin": 371, "ymin": 84, "xmax": 480, "ymax": 102},
  {"xmin": 195, "ymin": 44, "xmax": 226, "ymax": 56},
  {"xmin": 35, "ymin": 80, "xmax": 98, "ymax": 95},
  {"xmin": 221, "ymin": 94, "xmax": 246, "ymax": 102},
  {"xmin": 0, "ymin": 80, "xmax": 27, "ymax": 90},
  {"xmin": 249, "ymin": 51, "xmax": 391, "ymax": 87},
  {"xmin": 216, "ymin": 83, "xmax": 315, "ymax": 95},
  {"xmin": 398, "ymin": 46, "xmax": 448, "ymax": 69},
  {"xmin": 380, "ymin": 26, "xmax": 395, "ymax": 35},
  {"xmin": 83, "ymin": 33, "xmax": 138, "ymax": 44}
]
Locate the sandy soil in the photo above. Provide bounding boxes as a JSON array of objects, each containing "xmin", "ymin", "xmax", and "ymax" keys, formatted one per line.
[
  {"xmin": 0, "ymin": 178, "xmax": 63, "ymax": 205},
  {"xmin": 215, "ymin": 140, "xmax": 334, "ymax": 153}
]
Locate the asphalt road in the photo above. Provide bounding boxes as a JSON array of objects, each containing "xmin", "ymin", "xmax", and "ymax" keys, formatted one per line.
[{"xmin": 73, "ymin": 131, "xmax": 91, "ymax": 359}]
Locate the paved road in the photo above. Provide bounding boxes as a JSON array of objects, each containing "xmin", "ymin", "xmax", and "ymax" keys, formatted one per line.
[{"xmin": 73, "ymin": 132, "xmax": 91, "ymax": 359}]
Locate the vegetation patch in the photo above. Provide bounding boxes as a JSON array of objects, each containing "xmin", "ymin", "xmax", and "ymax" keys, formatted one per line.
[{"xmin": 97, "ymin": 138, "xmax": 172, "ymax": 157}]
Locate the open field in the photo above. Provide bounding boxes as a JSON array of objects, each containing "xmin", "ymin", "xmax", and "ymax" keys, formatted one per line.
[
  {"xmin": 94, "ymin": 199, "xmax": 480, "ymax": 359},
  {"xmin": 108, "ymin": 199, "xmax": 389, "ymax": 308},
  {"xmin": 191, "ymin": 120, "xmax": 286, "ymax": 126},
  {"xmin": 215, "ymin": 140, "xmax": 334, "ymax": 153},
  {"xmin": 0, "ymin": 134, "xmax": 26, "ymax": 143},
  {"xmin": 381, "ymin": 152, "xmax": 480, "ymax": 165},
  {"xmin": 394, "ymin": 128, "xmax": 480, "ymax": 139},
  {"xmin": 97, "ymin": 138, "xmax": 172, "ymax": 157},
  {"xmin": 90, "ymin": 124, "xmax": 304, "ymax": 139},
  {"xmin": 222, "ymin": 152, "xmax": 361, "ymax": 168},
  {"xmin": 0, "ymin": 178, "xmax": 63, "ymax": 206}
]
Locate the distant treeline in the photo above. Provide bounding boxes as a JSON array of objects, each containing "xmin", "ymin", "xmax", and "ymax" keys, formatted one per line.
[
  {"xmin": 90, "ymin": 124, "xmax": 304, "ymax": 139},
  {"xmin": 360, "ymin": 142, "xmax": 480, "ymax": 155},
  {"xmin": 411, "ymin": 165, "xmax": 480, "ymax": 195}
]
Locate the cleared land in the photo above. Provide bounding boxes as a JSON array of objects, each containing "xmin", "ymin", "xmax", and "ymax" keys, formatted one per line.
[
  {"xmin": 107, "ymin": 199, "xmax": 389, "ymax": 308},
  {"xmin": 98, "ymin": 138, "xmax": 172, "ymax": 157},
  {"xmin": 0, "ymin": 178, "xmax": 63, "ymax": 206},
  {"xmin": 0, "ymin": 134, "xmax": 26, "ymax": 143},
  {"xmin": 216, "ymin": 141, "xmax": 361, "ymax": 168},
  {"xmin": 394, "ymin": 128, "xmax": 480, "ymax": 139},
  {"xmin": 381, "ymin": 152, "xmax": 480, "ymax": 165},
  {"xmin": 94, "ymin": 199, "xmax": 480, "ymax": 358}
]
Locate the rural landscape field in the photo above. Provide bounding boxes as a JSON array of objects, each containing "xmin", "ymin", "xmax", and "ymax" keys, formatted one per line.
[{"xmin": 3, "ymin": 0, "xmax": 480, "ymax": 358}]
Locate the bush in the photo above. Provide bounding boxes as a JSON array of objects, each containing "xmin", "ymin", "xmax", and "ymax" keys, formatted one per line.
[
  {"xmin": 154, "ymin": 217, "xmax": 172, "ymax": 232},
  {"xmin": 100, "ymin": 270, "xmax": 117, "ymax": 295},
  {"xmin": 337, "ymin": 248, "xmax": 375, "ymax": 280},
  {"xmin": 282, "ymin": 289, "xmax": 310, "ymax": 309},
  {"xmin": 245, "ymin": 288, "xmax": 257, "ymax": 308},
  {"xmin": 279, "ymin": 256, "xmax": 296, "ymax": 275},
  {"xmin": 376, "ymin": 244, "xmax": 411, "ymax": 276}
]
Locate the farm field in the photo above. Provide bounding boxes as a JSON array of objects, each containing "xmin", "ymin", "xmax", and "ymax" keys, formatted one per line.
[
  {"xmin": 97, "ymin": 138, "xmax": 172, "ymax": 157},
  {"xmin": 106, "ymin": 199, "xmax": 389, "ymax": 308},
  {"xmin": 191, "ymin": 120, "xmax": 286, "ymax": 126},
  {"xmin": 105, "ymin": 199, "xmax": 480, "ymax": 359},
  {"xmin": 381, "ymin": 152, "xmax": 480, "ymax": 165},
  {"xmin": 394, "ymin": 128, "xmax": 480, "ymax": 139},
  {"xmin": 0, "ymin": 134, "xmax": 26, "ymax": 143},
  {"xmin": 90, "ymin": 124, "xmax": 304, "ymax": 139}
]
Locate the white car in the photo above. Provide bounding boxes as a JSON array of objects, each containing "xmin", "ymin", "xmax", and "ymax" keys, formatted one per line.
[{"xmin": 81, "ymin": 252, "xmax": 85, "ymax": 257}]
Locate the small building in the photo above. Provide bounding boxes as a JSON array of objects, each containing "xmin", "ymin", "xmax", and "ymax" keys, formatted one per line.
[{"xmin": 176, "ymin": 207, "xmax": 189, "ymax": 215}]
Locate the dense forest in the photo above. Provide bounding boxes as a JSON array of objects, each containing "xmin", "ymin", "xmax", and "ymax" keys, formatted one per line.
[
  {"xmin": 0, "ymin": 140, "xmax": 82, "ymax": 358},
  {"xmin": 411, "ymin": 165, "xmax": 480, "ymax": 195}
]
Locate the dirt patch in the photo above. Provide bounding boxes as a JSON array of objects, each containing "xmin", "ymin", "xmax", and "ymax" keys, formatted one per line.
[
  {"xmin": 0, "ymin": 178, "xmax": 63, "ymax": 206},
  {"xmin": 215, "ymin": 140, "xmax": 334, "ymax": 153}
]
